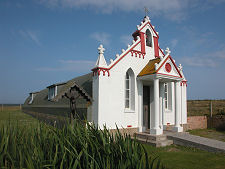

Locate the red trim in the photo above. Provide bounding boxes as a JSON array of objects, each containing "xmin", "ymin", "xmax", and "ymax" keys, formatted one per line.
[
  {"xmin": 157, "ymin": 72, "xmax": 181, "ymax": 78},
  {"xmin": 92, "ymin": 68, "xmax": 110, "ymax": 77},
  {"xmin": 108, "ymin": 40, "xmax": 141, "ymax": 70},
  {"xmin": 131, "ymin": 50, "xmax": 145, "ymax": 59},
  {"xmin": 92, "ymin": 20, "xmax": 161, "ymax": 76},
  {"xmin": 138, "ymin": 21, "xmax": 159, "ymax": 38},
  {"xmin": 127, "ymin": 125, "xmax": 132, "ymax": 128},
  {"xmin": 154, "ymin": 36, "xmax": 159, "ymax": 58},
  {"xmin": 181, "ymin": 81, "xmax": 187, "ymax": 87},
  {"xmin": 156, "ymin": 56, "xmax": 183, "ymax": 78},
  {"xmin": 159, "ymin": 47, "xmax": 165, "ymax": 56},
  {"xmin": 140, "ymin": 32, "xmax": 146, "ymax": 54}
]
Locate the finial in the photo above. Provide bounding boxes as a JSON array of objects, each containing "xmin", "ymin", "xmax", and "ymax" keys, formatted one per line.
[
  {"xmin": 98, "ymin": 44, "xmax": 105, "ymax": 55},
  {"xmin": 95, "ymin": 44, "xmax": 107, "ymax": 68},
  {"xmin": 144, "ymin": 7, "xmax": 149, "ymax": 17},
  {"xmin": 165, "ymin": 47, "xmax": 171, "ymax": 55},
  {"xmin": 179, "ymin": 64, "xmax": 183, "ymax": 71}
]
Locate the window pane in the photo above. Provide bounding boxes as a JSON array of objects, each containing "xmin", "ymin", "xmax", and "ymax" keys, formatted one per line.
[
  {"xmin": 126, "ymin": 90, "xmax": 129, "ymax": 99},
  {"xmin": 125, "ymin": 100, "xmax": 129, "ymax": 108},
  {"xmin": 126, "ymin": 72, "xmax": 129, "ymax": 79},
  {"xmin": 165, "ymin": 100, "xmax": 168, "ymax": 109},
  {"xmin": 126, "ymin": 80, "xmax": 129, "ymax": 89}
]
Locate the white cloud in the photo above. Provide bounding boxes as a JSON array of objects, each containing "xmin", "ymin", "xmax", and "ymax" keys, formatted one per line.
[
  {"xmin": 120, "ymin": 35, "xmax": 132, "ymax": 46},
  {"xmin": 90, "ymin": 32, "xmax": 111, "ymax": 46},
  {"xmin": 213, "ymin": 47, "xmax": 225, "ymax": 59},
  {"xmin": 19, "ymin": 30, "xmax": 41, "ymax": 46},
  {"xmin": 36, "ymin": 60, "xmax": 96, "ymax": 72},
  {"xmin": 36, "ymin": 0, "xmax": 189, "ymax": 21},
  {"xmin": 182, "ymin": 57, "xmax": 217, "ymax": 67},
  {"xmin": 36, "ymin": 0, "xmax": 225, "ymax": 21}
]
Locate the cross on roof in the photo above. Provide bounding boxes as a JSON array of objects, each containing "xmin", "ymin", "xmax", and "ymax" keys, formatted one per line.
[
  {"xmin": 98, "ymin": 44, "xmax": 105, "ymax": 54},
  {"xmin": 144, "ymin": 7, "xmax": 149, "ymax": 17}
]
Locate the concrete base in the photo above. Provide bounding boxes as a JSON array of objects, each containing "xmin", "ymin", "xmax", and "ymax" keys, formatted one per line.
[
  {"xmin": 150, "ymin": 128, "xmax": 163, "ymax": 135},
  {"xmin": 172, "ymin": 126, "xmax": 183, "ymax": 132}
]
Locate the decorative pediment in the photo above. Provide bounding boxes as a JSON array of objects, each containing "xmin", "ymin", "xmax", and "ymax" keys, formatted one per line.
[
  {"xmin": 138, "ymin": 55, "xmax": 183, "ymax": 79},
  {"xmin": 156, "ymin": 56, "xmax": 182, "ymax": 78}
]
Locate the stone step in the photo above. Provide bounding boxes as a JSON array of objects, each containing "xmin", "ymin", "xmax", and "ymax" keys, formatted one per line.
[
  {"xmin": 134, "ymin": 132, "xmax": 167, "ymax": 142},
  {"xmin": 134, "ymin": 137, "xmax": 173, "ymax": 147}
]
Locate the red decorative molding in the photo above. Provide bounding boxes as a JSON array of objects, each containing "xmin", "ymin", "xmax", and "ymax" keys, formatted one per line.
[
  {"xmin": 107, "ymin": 40, "xmax": 141, "ymax": 70},
  {"xmin": 92, "ymin": 67, "xmax": 110, "ymax": 77},
  {"xmin": 127, "ymin": 125, "xmax": 132, "ymax": 128},
  {"xmin": 180, "ymin": 81, "xmax": 187, "ymax": 87},
  {"xmin": 138, "ymin": 21, "xmax": 159, "ymax": 38},
  {"xmin": 92, "ymin": 20, "xmax": 161, "ymax": 76},
  {"xmin": 156, "ymin": 56, "xmax": 183, "ymax": 78},
  {"xmin": 131, "ymin": 50, "xmax": 145, "ymax": 59},
  {"xmin": 165, "ymin": 63, "xmax": 171, "ymax": 73}
]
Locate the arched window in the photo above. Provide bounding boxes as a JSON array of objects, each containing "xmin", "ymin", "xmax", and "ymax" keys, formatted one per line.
[
  {"xmin": 125, "ymin": 68, "xmax": 135, "ymax": 110},
  {"xmin": 146, "ymin": 29, "xmax": 152, "ymax": 47}
]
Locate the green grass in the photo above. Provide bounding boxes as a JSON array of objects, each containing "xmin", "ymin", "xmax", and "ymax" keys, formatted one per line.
[
  {"xmin": 189, "ymin": 128, "xmax": 225, "ymax": 142},
  {"xmin": 144, "ymin": 144, "xmax": 225, "ymax": 169},
  {"xmin": 0, "ymin": 109, "xmax": 38, "ymax": 127}
]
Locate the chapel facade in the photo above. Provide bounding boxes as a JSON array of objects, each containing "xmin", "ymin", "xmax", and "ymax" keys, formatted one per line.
[{"xmin": 91, "ymin": 16, "xmax": 187, "ymax": 135}]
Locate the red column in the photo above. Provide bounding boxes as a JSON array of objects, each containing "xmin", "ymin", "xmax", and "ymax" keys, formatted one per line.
[
  {"xmin": 154, "ymin": 36, "xmax": 159, "ymax": 58},
  {"xmin": 140, "ymin": 32, "xmax": 146, "ymax": 54}
]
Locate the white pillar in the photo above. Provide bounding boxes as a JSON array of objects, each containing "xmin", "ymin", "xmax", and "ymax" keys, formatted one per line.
[
  {"xmin": 138, "ymin": 80, "xmax": 143, "ymax": 132},
  {"xmin": 159, "ymin": 82, "xmax": 164, "ymax": 129},
  {"xmin": 150, "ymin": 78, "xmax": 163, "ymax": 135},
  {"xmin": 182, "ymin": 84, "xmax": 187, "ymax": 124},
  {"xmin": 173, "ymin": 81, "xmax": 183, "ymax": 132}
]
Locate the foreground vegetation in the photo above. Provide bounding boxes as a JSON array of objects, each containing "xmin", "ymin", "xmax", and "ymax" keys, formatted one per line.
[
  {"xmin": 1, "ymin": 107, "xmax": 225, "ymax": 169},
  {"xmin": 0, "ymin": 109, "xmax": 163, "ymax": 169}
]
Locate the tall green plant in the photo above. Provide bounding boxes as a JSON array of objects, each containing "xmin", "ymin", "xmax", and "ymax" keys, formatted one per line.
[{"xmin": 0, "ymin": 120, "xmax": 165, "ymax": 169}]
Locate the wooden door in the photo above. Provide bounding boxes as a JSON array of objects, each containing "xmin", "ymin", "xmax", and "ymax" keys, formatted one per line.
[{"xmin": 143, "ymin": 86, "xmax": 150, "ymax": 129}]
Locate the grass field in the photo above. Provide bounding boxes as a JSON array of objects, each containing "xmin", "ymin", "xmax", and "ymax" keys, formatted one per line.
[
  {"xmin": 1, "ymin": 107, "xmax": 225, "ymax": 169},
  {"xmin": 189, "ymin": 128, "xmax": 225, "ymax": 142},
  {"xmin": 144, "ymin": 144, "xmax": 225, "ymax": 169},
  {"xmin": 187, "ymin": 100, "xmax": 225, "ymax": 116}
]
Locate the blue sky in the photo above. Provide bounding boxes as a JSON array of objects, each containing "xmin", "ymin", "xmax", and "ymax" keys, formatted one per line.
[{"xmin": 0, "ymin": 0, "xmax": 225, "ymax": 103}]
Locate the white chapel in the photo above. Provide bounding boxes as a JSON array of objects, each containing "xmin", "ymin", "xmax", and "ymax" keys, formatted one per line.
[{"xmin": 91, "ymin": 15, "xmax": 187, "ymax": 135}]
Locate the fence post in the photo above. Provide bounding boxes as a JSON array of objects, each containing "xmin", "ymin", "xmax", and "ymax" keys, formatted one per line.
[
  {"xmin": 20, "ymin": 104, "xmax": 21, "ymax": 110},
  {"xmin": 210, "ymin": 100, "xmax": 213, "ymax": 118},
  {"xmin": 1, "ymin": 104, "xmax": 3, "ymax": 111}
]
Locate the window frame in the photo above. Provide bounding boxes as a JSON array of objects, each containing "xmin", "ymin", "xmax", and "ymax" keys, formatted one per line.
[
  {"xmin": 146, "ymin": 29, "xmax": 152, "ymax": 47},
  {"xmin": 164, "ymin": 83, "xmax": 169, "ymax": 110},
  {"xmin": 125, "ymin": 72, "xmax": 131, "ymax": 109}
]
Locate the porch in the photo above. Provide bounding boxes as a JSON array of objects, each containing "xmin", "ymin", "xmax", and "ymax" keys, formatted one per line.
[{"xmin": 137, "ymin": 73, "xmax": 185, "ymax": 135}]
